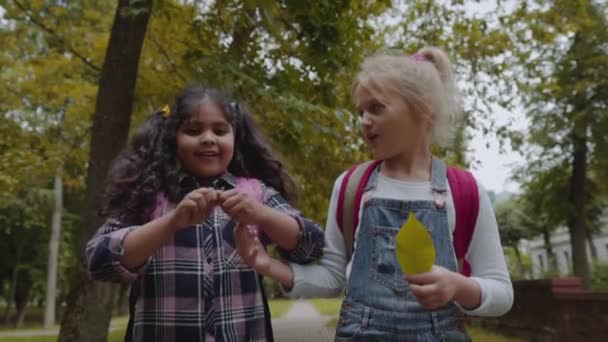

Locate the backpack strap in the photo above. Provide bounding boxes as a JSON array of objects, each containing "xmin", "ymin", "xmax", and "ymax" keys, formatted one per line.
[
  {"xmin": 336, "ymin": 160, "xmax": 382, "ymax": 260},
  {"xmin": 336, "ymin": 162, "xmax": 480, "ymax": 277},
  {"xmin": 447, "ymin": 167, "xmax": 479, "ymax": 277}
]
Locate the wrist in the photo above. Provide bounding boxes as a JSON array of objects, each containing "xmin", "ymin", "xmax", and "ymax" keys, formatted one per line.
[
  {"xmin": 164, "ymin": 211, "xmax": 181, "ymax": 234},
  {"xmin": 265, "ymin": 258, "xmax": 294, "ymax": 289},
  {"xmin": 255, "ymin": 204, "xmax": 273, "ymax": 226},
  {"xmin": 453, "ymin": 273, "xmax": 481, "ymax": 309}
]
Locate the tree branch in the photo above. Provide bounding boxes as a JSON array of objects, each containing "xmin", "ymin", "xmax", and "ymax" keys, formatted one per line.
[
  {"xmin": 148, "ymin": 32, "xmax": 187, "ymax": 83},
  {"xmin": 11, "ymin": 0, "xmax": 101, "ymax": 73}
]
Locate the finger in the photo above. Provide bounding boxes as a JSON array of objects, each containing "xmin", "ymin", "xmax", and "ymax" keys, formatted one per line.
[
  {"xmin": 234, "ymin": 224, "xmax": 248, "ymax": 247},
  {"xmin": 234, "ymin": 225, "xmax": 254, "ymax": 258},
  {"xmin": 219, "ymin": 189, "xmax": 238, "ymax": 202},
  {"xmin": 409, "ymin": 283, "xmax": 437, "ymax": 298},
  {"xmin": 219, "ymin": 192, "xmax": 238, "ymax": 211},
  {"xmin": 235, "ymin": 223, "xmax": 256, "ymax": 244},
  {"xmin": 203, "ymin": 189, "xmax": 220, "ymax": 208},
  {"xmin": 405, "ymin": 271, "xmax": 438, "ymax": 285},
  {"xmin": 226, "ymin": 203, "xmax": 244, "ymax": 220},
  {"xmin": 191, "ymin": 192, "xmax": 208, "ymax": 214},
  {"xmin": 187, "ymin": 190, "xmax": 204, "ymax": 202}
]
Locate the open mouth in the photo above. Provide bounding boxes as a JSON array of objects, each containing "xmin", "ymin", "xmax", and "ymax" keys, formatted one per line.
[{"xmin": 366, "ymin": 133, "xmax": 379, "ymax": 142}]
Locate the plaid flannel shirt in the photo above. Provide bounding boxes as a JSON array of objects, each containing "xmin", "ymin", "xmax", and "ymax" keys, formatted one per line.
[{"xmin": 86, "ymin": 174, "xmax": 324, "ymax": 341}]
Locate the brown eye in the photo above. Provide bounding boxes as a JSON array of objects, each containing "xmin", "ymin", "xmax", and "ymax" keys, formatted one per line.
[
  {"xmin": 183, "ymin": 126, "xmax": 201, "ymax": 135},
  {"xmin": 214, "ymin": 128, "xmax": 229, "ymax": 136}
]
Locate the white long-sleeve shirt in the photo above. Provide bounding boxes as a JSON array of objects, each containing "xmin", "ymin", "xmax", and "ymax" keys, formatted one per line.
[{"xmin": 286, "ymin": 171, "xmax": 514, "ymax": 317}]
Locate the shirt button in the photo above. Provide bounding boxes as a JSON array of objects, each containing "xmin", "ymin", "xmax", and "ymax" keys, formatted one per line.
[{"xmin": 206, "ymin": 257, "xmax": 213, "ymax": 264}]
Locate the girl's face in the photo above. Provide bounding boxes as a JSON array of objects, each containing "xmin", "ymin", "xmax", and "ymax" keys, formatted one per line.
[
  {"xmin": 354, "ymin": 81, "xmax": 430, "ymax": 160},
  {"xmin": 176, "ymin": 99, "xmax": 235, "ymax": 181}
]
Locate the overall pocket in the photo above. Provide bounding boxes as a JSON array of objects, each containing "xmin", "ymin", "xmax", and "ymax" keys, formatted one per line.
[{"xmin": 369, "ymin": 226, "xmax": 407, "ymax": 292}]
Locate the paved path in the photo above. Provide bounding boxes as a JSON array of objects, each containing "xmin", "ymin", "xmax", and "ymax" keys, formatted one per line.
[
  {"xmin": 272, "ymin": 300, "xmax": 336, "ymax": 342},
  {"xmin": 0, "ymin": 301, "xmax": 335, "ymax": 341}
]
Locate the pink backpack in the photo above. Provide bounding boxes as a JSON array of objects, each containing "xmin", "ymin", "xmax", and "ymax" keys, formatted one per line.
[{"xmin": 336, "ymin": 160, "xmax": 479, "ymax": 276}]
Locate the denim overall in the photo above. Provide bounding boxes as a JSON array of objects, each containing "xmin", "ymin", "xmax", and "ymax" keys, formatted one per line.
[{"xmin": 335, "ymin": 158, "xmax": 470, "ymax": 342}]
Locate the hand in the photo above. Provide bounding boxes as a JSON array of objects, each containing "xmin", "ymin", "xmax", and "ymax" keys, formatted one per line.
[
  {"xmin": 405, "ymin": 265, "xmax": 458, "ymax": 310},
  {"xmin": 234, "ymin": 222, "xmax": 272, "ymax": 273},
  {"xmin": 219, "ymin": 189, "xmax": 266, "ymax": 225},
  {"xmin": 169, "ymin": 188, "xmax": 219, "ymax": 231}
]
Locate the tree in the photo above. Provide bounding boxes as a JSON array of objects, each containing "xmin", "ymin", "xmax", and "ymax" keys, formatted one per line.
[
  {"xmin": 58, "ymin": 1, "xmax": 153, "ymax": 341},
  {"xmin": 495, "ymin": 197, "xmax": 530, "ymax": 279},
  {"xmin": 501, "ymin": 0, "xmax": 608, "ymax": 287}
]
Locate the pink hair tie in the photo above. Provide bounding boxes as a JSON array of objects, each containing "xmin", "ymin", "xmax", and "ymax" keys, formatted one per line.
[{"xmin": 410, "ymin": 52, "xmax": 428, "ymax": 62}]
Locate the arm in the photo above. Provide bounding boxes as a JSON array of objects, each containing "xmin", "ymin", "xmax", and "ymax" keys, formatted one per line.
[
  {"xmin": 405, "ymin": 182, "xmax": 513, "ymax": 316},
  {"xmin": 260, "ymin": 187, "xmax": 325, "ymax": 263},
  {"xmin": 255, "ymin": 203, "xmax": 301, "ymax": 251},
  {"xmin": 86, "ymin": 218, "xmax": 151, "ymax": 283},
  {"xmin": 461, "ymin": 182, "xmax": 514, "ymax": 316},
  {"xmin": 120, "ymin": 212, "xmax": 178, "ymax": 269},
  {"xmin": 235, "ymin": 173, "xmax": 350, "ymax": 298},
  {"xmin": 221, "ymin": 184, "xmax": 325, "ymax": 263},
  {"xmin": 87, "ymin": 188, "xmax": 218, "ymax": 282}
]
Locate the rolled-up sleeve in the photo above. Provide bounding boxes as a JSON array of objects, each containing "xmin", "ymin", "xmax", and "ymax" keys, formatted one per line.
[
  {"xmin": 86, "ymin": 218, "xmax": 149, "ymax": 283},
  {"xmin": 262, "ymin": 186, "xmax": 324, "ymax": 264}
]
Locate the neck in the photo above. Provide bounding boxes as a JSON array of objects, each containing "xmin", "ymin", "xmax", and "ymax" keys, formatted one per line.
[{"xmin": 381, "ymin": 143, "xmax": 432, "ymax": 182}]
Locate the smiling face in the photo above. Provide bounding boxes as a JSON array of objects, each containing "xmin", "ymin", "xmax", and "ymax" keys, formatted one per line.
[
  {"xmin": 176, "ymin": 98, "xmax": 235, "ymax": 181},
  {"xmin": 354, "ymin": 79, "xmax": 430, "ymax": 160}
]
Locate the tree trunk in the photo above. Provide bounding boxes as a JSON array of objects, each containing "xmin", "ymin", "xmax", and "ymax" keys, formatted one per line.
[
  {"xmin": 568, "ymin": 125, "xmax": 591, "ymax": 289},
  {"xmin": 3, "ymin": 245, "xmax": 22, "ymax": 325},
  {"xmin": 587, "ymin": 229, "xmax": 598, "ymax": 262},
  {"xmin": 542, "ymin": 229, "xmax": 558, "ymax": 273},
  {"xmin": 14, "ymin": 268, "xmax": 32, "ymax": 329},
  {"xmin": 514, "ymin": 247, "xmax": 527, "ymax": 279},
  {"xmin": 3, "ymin": 267, "xmax": 17, "ymax": 325},
  {"xmin": 44, "ymin": 169, "xmax": 63, "ymax": 328},
  {"xmin": 58, "ymin": 1, "xmax": 154, "ymax": 341}
]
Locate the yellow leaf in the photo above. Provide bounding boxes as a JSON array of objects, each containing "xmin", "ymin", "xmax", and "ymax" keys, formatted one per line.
[{"xmin": 395, "ymin": 212, "xmax": 436, "ymax": 275}]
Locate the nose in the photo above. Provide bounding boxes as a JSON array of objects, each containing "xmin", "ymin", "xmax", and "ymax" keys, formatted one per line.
[
  {"xmin": 199, "ymin": 130, "xmax": 216, "ymax": 145},
  {"xmin": 360, "ymin": 111, "xmax": 373, "ymax": 128}
]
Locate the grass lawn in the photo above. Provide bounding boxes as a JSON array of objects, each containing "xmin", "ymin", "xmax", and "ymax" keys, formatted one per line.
[
  {"xmin": 268, "ymin": 299, "xmax": 294, "ymax": 319},
  {"xmin": 0, "ymin": 301, "xmax": 293, "ymax": 342},
  {"xmin": 0, "ymin": 317, "xmax": 128, "ymax": 342},
  {"xmin": 309, "ymin": 298, "xmax": 342, "ymax": 316},
  {"xmin": 326, "ymin": 317, "xmax": 523, "ymax": 341}
]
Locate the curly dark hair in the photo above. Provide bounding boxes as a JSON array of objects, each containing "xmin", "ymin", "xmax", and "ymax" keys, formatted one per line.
[{"xmin": 101, "ymin": 85, "xmax": 296, "ymax": 224}]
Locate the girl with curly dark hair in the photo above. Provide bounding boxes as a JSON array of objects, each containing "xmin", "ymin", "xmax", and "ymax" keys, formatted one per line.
[{"xmin": 86, "ymin": 85, "xmax": 324, "ymax": 342}]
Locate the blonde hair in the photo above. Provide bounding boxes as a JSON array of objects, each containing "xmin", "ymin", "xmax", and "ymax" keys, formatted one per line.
[{"xmin": 353, "ymin": 47, "xmax": 463, "ymax": 146}]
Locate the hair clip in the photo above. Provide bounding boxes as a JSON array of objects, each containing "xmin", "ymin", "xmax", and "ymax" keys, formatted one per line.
[
  {"xmin": 410, "ymin": 52, "xmax": 428, "ymax": 62},
  {"xmin": 229, "ymin": 102, "xmax": 240, "ymax": 114},
  {"xmin": 161, "ymin": 105, "xmax": 171, "ymax": 118}
]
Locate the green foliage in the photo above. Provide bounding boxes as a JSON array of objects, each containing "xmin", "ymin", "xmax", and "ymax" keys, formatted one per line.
[
  {"xmin": 504, "ymin": 247, "xmax": 532, "ymax": 280},
  {"xmin": 591, "ymin": 262, "xmax": 608, "ymax": 290},
  {"xmin": 309, "ymin": 297, "xmax": 342, "ymax": 317},
  {"xmin": 496, "ymin": 0, "xmax": 608, "ymax": 285},
  {"xmin": 1, "ymin": 0, "xmax": 516, "ymax": 325},
  {"xmin": 267, "ymin": 299, "xmax": 294, "ymax": 319}
]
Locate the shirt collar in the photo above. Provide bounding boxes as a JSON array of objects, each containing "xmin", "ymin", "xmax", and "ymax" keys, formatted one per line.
[{"xmin": 177, "ymin": 171, "xmax": 237, "ymax": 190}]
